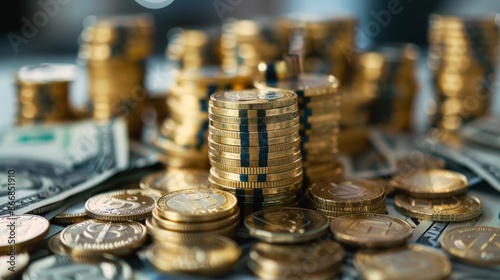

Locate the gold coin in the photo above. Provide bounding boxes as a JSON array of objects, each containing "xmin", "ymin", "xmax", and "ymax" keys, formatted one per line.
[
  {"xmin": 28, "ymin": 201, "xmax": 64, "ymax": 215},
  {"xmin": 354, "ymin": 244, "xmax": 451, "ymax": 280},
  {"xmin": 209, "ymin": 131, "xmax": 301, "ymax": 146},
  {"xmin": 210, "ymin": 157, "xmax": 302, "ymax": 175},
  {"xmin": 208, "ymin": 145, "xmax": 300, "ymax": 161},
  {"xmin": 244, "ymin": 207, "xmax": 329, "ymax": 243},
  {"xmin": 369, "ymin": 178, "xmax": 395, "ymax": 195},
  {"xmin": 0, "ymin": 215, "xmax": 49, "ymax": 254},
  {"xmin": 208, "ymin": 136, "xmax": 300, "ymax": 154},
  {"xmin": 48, "ymin": 233, "xmax": 67, "ymax": 255},
  {"xmin": 209, "ymin": 103, "xmax": 298, "ymax": 117},
  {"xmin": 209, "ymin": 169, "xmax": 303, "ymax": 189},
  {"xmin": 155, "ymin": 188, "xmax": 237, "ymax": 222},
  {"xmin": 209, "ymin": 123, "xmax": 299, "ymax": 139},
  {"xmin": 152, "ymin": 207, "xmax": 240, "ymax": 232},
  {"xmin": 209, "ymin": 116, "xmax": 300, "ymax": 131},
  {"xmin": 60, "ymin": 219, "xmax": 147, "ymax": 261},
  {"xmin": 85, "ymin": 189, "xmax": 159, "ymax": 221},
  {"xmin": 316, "ymin": 200, "xmax": 386, "ymax": 212},
  {"xmin": 52, "ymin": 200, "xmax": 89, "ymax": 224},
  {"xmin": 210, "ymin": 89, "xmax": 297, "ymax": 110},
  {"xmin": 210, "ymin": 180, "xmax": 303, "ymax": 196},
  {"xmin": 394, "ymin": 193, "xmax": 482, "ymax": 221},
  {"xmin": 255, "ymin": 73, "xmax": 339, "ymax": 97},
  {"xmin": 330, "ymin": 213, "xmax": 412, "ymax": 248},
  {"xmin": 139, "ymin": 169, "xmax": 209, "ymax": 194},
  {"xmin": 211, "ymin": 166, "xmax": 303, "ymax": 182},
  {"xmin": 440, "ymin": 226, "xmax": 500, "ymax": 266},
  {"xmin": 209, "ymin": 111, "xmax": 298, "ymax": 124},
  {"xmin": 309, "ymin": 179, "xmax": 385, "ymax": 207},
  {"xmin": 145, "ymin": 235, "xmax": 241, "ymax": 275},
  {"xmin": 209, "ymin": 150, "xmax": 302, "ymax": 167},
  {"xmin": 391, "ymin": 169, "xmax": 468, "ymax": 198}
]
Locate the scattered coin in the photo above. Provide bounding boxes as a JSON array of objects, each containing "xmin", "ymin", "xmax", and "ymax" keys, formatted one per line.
[
  {"xmin": 391, "ymin": 169, "xmax": 468, "ymax": 198},
  {"xmin": 139, "ymin": 169, "xmax": 210, "ymax": 194},
  {"xmin": 0, "ymin": 215, "xmax": 49, "ymax": 254},
  {"xmin": 52, "ymin": 200, "xmax": 89, "ymax": 224}
]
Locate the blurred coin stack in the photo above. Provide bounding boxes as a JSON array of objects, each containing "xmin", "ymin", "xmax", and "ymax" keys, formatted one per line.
[
  {"xmin": 354, "ymin": 43, "xmax": 418, "ymax": 132},
  {"xmin": 155, "ymin": 67, "xmax": 249, "ymax": 168},
  {"xmin": 78, "ymin": 14, "xmax": 154, "ymax": 138},
  {"xmin": 255, "ymin": 60, "xmax": 343, "ymax": 186},
  {"xmin": 428, "ymin": 14, "xmax": 499, "ymax": 132},
  {"xmin": 208, "ymin": 89, "xmax": 303, "ymax": 215},
  {"xmin": 16, "ymin": 63, "xmax": 76, "ymax": 125},
  {"xmin": 276, "ymin": 15, "xmax": 358, "ymax": 84},
  {"xmin": 221, "ymin": 19, "xmax": 280, "ymax": 73},
  {"xmin": 166, "ymin": 28, "xmax": 220, "ymax": 70}
]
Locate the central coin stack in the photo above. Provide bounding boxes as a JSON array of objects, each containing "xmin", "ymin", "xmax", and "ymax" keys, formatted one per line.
[{"xmin": 208, "ymin": 89, "xmax": 303, "ymax": 215}]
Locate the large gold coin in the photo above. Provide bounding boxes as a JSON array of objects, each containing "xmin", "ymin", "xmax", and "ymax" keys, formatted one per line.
[
  {"xmin": 330, "ymin": 213, "xmax": 412, "ymax": 248},
  {"xmin": 139, "ymin": 169, "xmax": 209, "ymax": 194},
  {"xmin": 210, "ymin": 89, "xmax": 297, "ymax": 110},
  {"xmin": 152, "ymin": 207, "xmax": 240, "ymax": 232},
  {"xmin": 208, "ymin": 145, "xmax": 300, "ymax": 161},
  {"xmin": 208, "ymin": 116, "xmax": 300, "ymax": 131},
  {"xmin": 155, "ymin": 188, "xmax": 237, "ymax": 222},
  {"xmin": 209, "ymin": 169, "xmax": 303, "ymax": 189},
  {"xmin": 210, "ymin": 157, "xmax": 302, "ymax": 175},
  {"xmin": 440, "ymin": 226, "xmax": 500, "ymax": 266},
  {"xmin": 145, "ymin": 235, "xmax": 241, "ymax": 275},
  {"xmin": 354, "ymin": 244, "xmax": 451, "ymax": 280},
  {"xmin": 394, "ymin": 194, "xmax": 482, "ymax": 221},
  {"xmin": 60, "ymin": 219, "xmax": 147, "ymax": 261},
  {"xmin": 211, "ymin": 166, "xmax": 303, "ymax": 182},
  {"xmin": 309, "ymin": 179, "xmax": 385, "ymax": 207},
  {"xmin": 0, "ymin": 251, "xmax": 29, "ymax": 280},
  {"xmin": 391, "ymin": 169, "xmax": 468, "ymax": 198},
  {"xmin": 85, "ymin": 189, "xmax": 159, "ymax": 221},
  {"xmin": 209, "ymin": 103, "xmax": 298, "ymax": 117},
  {"xmin": 0, "ymin": 215, "xmax": 49, "ymax": 254},
  {"xmin": 244, "ymin": 207, "xmax": 329, "ymax": 243},
  {"xmin": 208, "ymin": 136, "xmax": 300, "ymax": 154},
  {"xmin": 209, "ymin": 150, "xmax": 302, "ymax": 167},
  {"xmin": 209, "ymin": 180, "xmax": 303, "ymax": 196},
  {"xmin": 209, "ymin": 123, "xmax": 300, "ymax": 139}
]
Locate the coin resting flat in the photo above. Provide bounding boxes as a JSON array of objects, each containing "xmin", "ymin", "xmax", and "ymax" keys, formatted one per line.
[
  {"xmin": 139, "ymin": 169, "xmax": 210, "ymax": 194},
  {"xmin": 0, "ymin": 214, "xmax": 49, "ymax": 254},
  {"xmin": 391, "ymin": 169, "xmax": 468, "ymax": 198}
]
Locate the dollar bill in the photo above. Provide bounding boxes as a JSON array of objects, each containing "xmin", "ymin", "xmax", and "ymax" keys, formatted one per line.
[
  {"xmin": 0, "ymin": 119, "xmax": 128, "ymax": 215},
  {"xmin": 129, "ymin": 140, "xmax": 160, "ymax": 169},
  {"xmin": 461, "ymin": 117, "xmax": 500, "ymax": 150}
]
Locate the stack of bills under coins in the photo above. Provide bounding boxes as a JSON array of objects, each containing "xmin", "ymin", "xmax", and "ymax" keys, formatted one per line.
[
  {"xmin": 78, "ymin": 14, "xmax": 154, "ymax": 138},
  {"xmin": 255, "ymin": 58, "xmax": 343, "ymax": 186},
  {"xmin": 166, "ymin": 28, "xmax": 220, "ymax": 70},
  {"xmin": 428, "ymin": 14, "xmax": 499, "ymax": 132},
  {"xmin": 355, "ymin": 43, "xmax": 419, "ymax": 132},
  {"xmin": 391, "ymin": 169, "xmax": 483, "ymax": 221},
  {"xmin": 154, "ymin": 66, "xmax": 250, "ymax": 168},
  {"xmin": 207, "ymin": 89, "xmax": 303, "ymax": 215},
  {"xmin": 16, "ymin": 63, "xmax": 76, "ymax": 125}
]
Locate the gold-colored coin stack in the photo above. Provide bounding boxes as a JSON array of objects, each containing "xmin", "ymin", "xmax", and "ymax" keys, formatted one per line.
[
  {"xmin": 78, "ymin": 14, "xmax": 154, "ymax": 138},
  {"xmin": 391, "ymin": 169, "xmax": 483, "ymax": 221},
  {"xmin": 207, "ymin": 89, "xmax": 303, "ymax": 215},
  {"xmin": 166, "ymin": 28, "xmax": 220, "ymax": 70},
  {"xmin": 276, "ymin": 15, "xmax": 358, "ymax": 84},
  {"xmin": 353, "ymin": 43, "xmax": 418, "ymax": 132},
  {"xmin": 308, "ymin": 179, "xmax": 387, "ymax": 219},
  {"xmin": 16, "ymin": 63, "xmax": 76, "ymax": 125},
  {"xmin": 155, "ymin": 66, "xmax": 250, "ymax": 168},
  {"xmin": 428, "ymin": 14, "xmax": 499, "ymax": 132},
  {"xmin": 255, "ymin": 61, "xmax": 343, "ymax": 186},
  {"xmin": 147, "ymin": 188, "xmax": 240, "ymax": 242}
]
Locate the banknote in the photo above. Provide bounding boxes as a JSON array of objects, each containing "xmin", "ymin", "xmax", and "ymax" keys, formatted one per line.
[
  {"xmin": 0, "ymin": 119, "xmax": 129, "ymax": 215},
  {"xmin": 461, "ymin": 116, "xmax": 500, "ymax": 150},
  {"xmin": 129, "ymin": 140, "xmax": 161, "ymax": 169}
]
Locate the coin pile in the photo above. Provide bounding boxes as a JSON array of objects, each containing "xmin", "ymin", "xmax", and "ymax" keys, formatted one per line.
[
  {"xmin": 428, "ymin": 14, "xmax": 499, "ymax": 132},
  {"xmin": 147, "ymin": 188, "xmax": 240, "ymax": 242},
  {"xmin": 207, "ymin": 89, "xmax": 303, "ymax": 215},
  {"xmin": 255, "ymin": 61, "xmax": 343, "ymax": 186},
  {"xmin": 308, "ymin": 179, "xmax": 387, "ymax": 219},
  {"xmin": 166, "ymin": 28, "xmax": 220, "ymax": 70},
  {"xmin": 155, "ymin": 66, "xmax": 250, "ymax": 168},
  {"xmin": 140, "ymin": 168, "xmax": 210, "ymax": 195},
  {"xmin": 391, "ymin": 169, "xmax": 483, "ymax": 221},
  {"xmin": 78, "ymin": 14, "xmax": 154, "ymax": 138},
  {"xmin": 354, "ymin": 43, "xmax": 419, "ymax": 132},
  {"xmin": 16, "ymin": 63, "xmax": 76, "ymax": 125}
]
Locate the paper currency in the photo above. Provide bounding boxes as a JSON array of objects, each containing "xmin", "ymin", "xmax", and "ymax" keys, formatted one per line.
[
  {"xmin": 461, "ymin": 117, "xmax": 500, "ymax": 150},
  {"xmin": 0, "ymin": 119, "xmax": 128, "ymax": 215}
]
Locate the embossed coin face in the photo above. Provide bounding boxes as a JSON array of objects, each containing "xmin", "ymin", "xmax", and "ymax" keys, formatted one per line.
[
  {"xmin": 23, "ymin": 254, "xmax": 132, "ymax": 280},
  {"xmin": 85, "ymin": 189, "xmax": 159, "ymax": 221},
  {"xmin": 330, "ymin": 213, "xmax": 413, "ymax": 248},
  {"xmin": 59, "ymin": 219, "xmax": 147, "ymax": 258},
  {"xmin": 0, "ymin": 214, "xmax": 49, "ymax": 254},
  {"xmin": 156, "ymin": 188, "xmax": 237, "ymax": 222},
  {"xmin": 354, "ymin": 245, "xmax": 451, "ymax": 280},
  {"xmin": 391, "ymin": 169, "xmax": 468, "ymax": 197},
  {"xmin": 0, "ymin": 251, "xmax": 29, "ymax": 279},
  {"xmin": 139, "ymin": 169, "xmax": 209, "ymax": 194},
  {"xmin": 394, "ymin": 194, "xmax": 482, "ymax": 222},
  {"xmin": 440, "ymin": 226, "xmax": 500, "ymax": 266},
  {"xmin": 244, "ymin": 207, "xmax": 330, "ymax": 243},
  {"xmin": 309, "ymin": 180, "xmax": 385, "ymax": 207},
  {"xmin": 145, "ymin": 235, "xmax": 241, "ymax": 275}
]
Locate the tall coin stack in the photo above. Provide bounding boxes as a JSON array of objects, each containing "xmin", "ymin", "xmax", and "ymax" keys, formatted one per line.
[
  {"xmin": 255, "ymin": 60, "xmax": 343, "ymax": 186},
  {"xmin": 78, "ymin": 14, "xmax": 154, "ymax": 138},
  {"xmin": 167, "ymin": 28, "xmax": 220, "ymax": 70},
  {"xmin": 155, "ymin": 67, "xmax": 250, "ymax": 168},
  {"xmin": 16, "ymin": 64, "xmax": 76, "ymax": 125},
  {"xmin": 208, "ymin": 89, "xmax": 303, "ymax": 215},
  {"xmin": 428, "ymin": 14, "xmax": 499, "ymax": 132}
]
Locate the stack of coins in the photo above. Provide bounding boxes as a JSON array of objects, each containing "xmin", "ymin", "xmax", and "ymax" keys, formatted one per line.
[
  {"xmin": 207, "ymin": 89, "xmax": 303, "ymax": 215},
  {"xmin": 245, "ymin": 208, "xmax": 344, "ymax": 279},
  {"xmin": 78, "ymin": 14, "xmax": 154, "ymax": 138},
  {"xmin": 428, "ymin": 14, "xmax": 499, "ymax": 132},
  {"xmin": 155, "ymin": 66, "xmax": 250, "ymax": 168},
  {"xmin": 147, "ymin": 188, "xmax": 240, "ymax": 242},
  {"xmin": 354, "ymin": 43, "xmax": 419, "ymax": 132},
  {"xmin": 16, "ymin": 63, "xmax": 76, "ymax": 125},
  {"xmin": 255, "ymin": 61, "xmax": 343, "ymax": 186},
  {"xmin": 166, "ymin": 28, "xmax": 220, "ymax": 70},
  {"xmin": 308, "ymin": 179, "xmax": 387, "ymax": 219},
  {"xmin": 391, "ymin": 169, "xmax": 483, "ymax": 221},
  {"xmin": 276, "ymin": 15, "xmax": 358, "ymax": 84}
]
